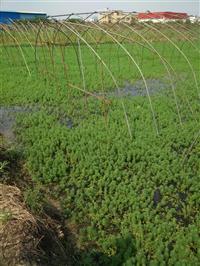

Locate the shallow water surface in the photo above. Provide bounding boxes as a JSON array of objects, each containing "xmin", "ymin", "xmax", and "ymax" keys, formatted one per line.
[
  {"xmin": 0, "ymin": 106, "xmax": 73, "ymax": 141},
  {"xmin": 0, "ymin": 106, "xmax": 33, "ymax": 141},
  {"xmin": 96, "ymin": 78, "xmax": 169, "ymax": 98}
]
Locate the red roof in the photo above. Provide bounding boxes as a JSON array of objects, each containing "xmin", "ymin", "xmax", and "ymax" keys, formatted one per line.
[{"xmin": 138, "ymin": 12, "xmax": 188, "ymax": 20}]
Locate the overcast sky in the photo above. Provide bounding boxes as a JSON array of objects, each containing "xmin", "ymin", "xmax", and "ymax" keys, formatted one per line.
[{"xmin": 1, "ymin": 1, "xmax": 200, "ymax": 16}]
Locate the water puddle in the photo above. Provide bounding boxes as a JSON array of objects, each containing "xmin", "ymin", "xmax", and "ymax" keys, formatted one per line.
[
  {"xmin": 96, "ymin": 78, "xmax": 169, "ymax": 98},
  {"xmin": 59, "ymin": 116, "xmax": 73, "ymax": 129},
  {"xmin": 0, "ymin": 79, "xmax": 169, "ymax": 141},
  {"xmin": 0, "ymin": 106, "xmax": 74, "ymax": 141},
  {"xmin": 0, "ymin": 106, "xmax": 33, "ymax": 141}
]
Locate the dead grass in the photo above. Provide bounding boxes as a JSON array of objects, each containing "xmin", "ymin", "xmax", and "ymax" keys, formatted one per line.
[{"xmin": 0, "ymin": 184, "xmax": 73, "ymax": 266}]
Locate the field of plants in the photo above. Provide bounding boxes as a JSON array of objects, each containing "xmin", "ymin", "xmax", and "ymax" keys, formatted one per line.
[{"xmin": 1, "ymin": 19, "xmax": 200, "ymax": 265}]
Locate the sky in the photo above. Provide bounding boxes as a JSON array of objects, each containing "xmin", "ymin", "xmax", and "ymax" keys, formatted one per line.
[{"xmin": 1, "ymin": 1, "xmax": 200, "ymax": 16}]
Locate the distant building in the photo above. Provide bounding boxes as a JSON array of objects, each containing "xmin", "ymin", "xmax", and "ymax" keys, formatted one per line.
[
  {"xmin": 0, "ymin": 11, "xmax": 47, "ymax": 24},
  {"xmin": 86, "ymin": 16, "xmax": 98, "ymax": 23},
  {"xmin": 137, "ymin": 12, "xmax": 188, "ymax": 23},
  {"xmin": 99, "ymin": 10, "xmax": 137, "ymax": 24},
  {"xmin": 189, "ymin": 15, "xmax": 200, "ymax": 23}
]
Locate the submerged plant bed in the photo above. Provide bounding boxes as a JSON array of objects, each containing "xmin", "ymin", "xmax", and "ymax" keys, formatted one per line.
[{"xmin": 15, "ymin": 94, "xmax": 200, "ymax": 265}]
